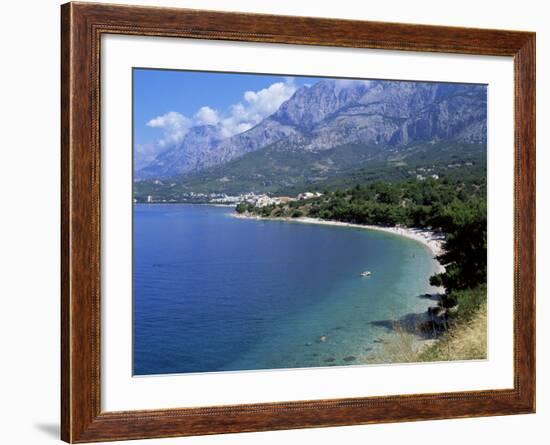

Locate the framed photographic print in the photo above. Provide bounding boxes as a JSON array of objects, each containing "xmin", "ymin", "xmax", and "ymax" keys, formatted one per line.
[{"xmin": 61, "ymin": 2, "xmax": 536, "ymax": 442}]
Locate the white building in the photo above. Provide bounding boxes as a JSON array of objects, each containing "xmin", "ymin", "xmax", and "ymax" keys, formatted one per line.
[
  {"xmin": 254, "ymin": 195, "xmax": 277, "ymax": 208},
  {"xmin": 297, "ymin": 192, "xmax": 318, "ymax": 200}
]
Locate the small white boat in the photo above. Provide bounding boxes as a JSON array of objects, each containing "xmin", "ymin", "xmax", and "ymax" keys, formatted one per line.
[{"xmin": 360, "ymin": 271, "xmax": 372, "ymax": 277}]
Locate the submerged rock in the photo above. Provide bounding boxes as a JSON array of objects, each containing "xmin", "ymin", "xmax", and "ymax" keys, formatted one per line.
[{"xmin": 343, "ymin": 356, "xmax": 357, "ymax": 362}]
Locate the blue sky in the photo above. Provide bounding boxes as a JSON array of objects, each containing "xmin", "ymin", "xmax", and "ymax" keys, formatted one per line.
[{"xmin": 133, "ymin": 69, "xmax": 319, "ymax": 168}]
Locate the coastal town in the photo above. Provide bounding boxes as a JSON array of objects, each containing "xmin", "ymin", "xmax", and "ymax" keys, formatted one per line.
[{"xmin": 137, "ymin": 191, "xmax": 323, "ymax": 206}]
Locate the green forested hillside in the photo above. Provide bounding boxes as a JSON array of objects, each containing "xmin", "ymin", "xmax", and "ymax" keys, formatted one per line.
[{"xmin": 134, "ymin": 141, "xmax": 486, "ymax": 200}]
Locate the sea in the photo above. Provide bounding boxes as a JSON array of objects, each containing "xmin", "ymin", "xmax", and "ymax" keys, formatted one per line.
[{"xmin": 133, "ymin": 204, "xmax": 441, "ymax": 375}]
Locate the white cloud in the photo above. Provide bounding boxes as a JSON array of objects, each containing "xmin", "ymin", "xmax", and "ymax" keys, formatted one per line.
[
  {"xmin": 138, "ymin": 78, "xmax": 298, "ymax": 167},
  {"xmin": 193, "ymin": 106, "xmax": 220, "ymax": 126},
  {"xmin": 244, "ymin": 80, "xmax": 296, "ymax": 118},
  {"xmin": 146, "ymin": 111, "xmax": 192, "ymax": 148},
  {"xmin": 218, "ymin": 79, "xmax": 296, "ymax": 137}
]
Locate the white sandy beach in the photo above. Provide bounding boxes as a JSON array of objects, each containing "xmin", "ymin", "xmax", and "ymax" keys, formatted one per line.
[{"xmin": 233, "ymin": 213, "xmax": 445, "ymax": 259}]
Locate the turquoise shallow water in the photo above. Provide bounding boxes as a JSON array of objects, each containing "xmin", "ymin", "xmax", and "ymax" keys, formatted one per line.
[{"xmin": 133, "ymin": 204, "xmax": 440, "ymax": 375}]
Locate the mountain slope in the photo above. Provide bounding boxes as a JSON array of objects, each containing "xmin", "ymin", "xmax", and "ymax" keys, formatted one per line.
[
  {"xmin": 136, "ymin": 79, "xmax": 487, "ymax": 182},
  {"xmin": 134, "ymin": 141, "xmax": 486, "ymax": 198},
  {"xmin": 138, "ymin": 125, "xmax": 222, "ymax": 179}
]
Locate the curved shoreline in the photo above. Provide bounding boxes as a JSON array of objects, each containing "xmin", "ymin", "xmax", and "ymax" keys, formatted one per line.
[
  {"xmin": 232, "ymin": 213, "xmax": 445, "ymax": 263},
  {"xmin": 232, "ymin": 211, "xmax": 447, "ymax": 360}
]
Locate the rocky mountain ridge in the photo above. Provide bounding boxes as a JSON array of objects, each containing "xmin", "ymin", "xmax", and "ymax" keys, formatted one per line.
[{"xmin": 136, "ymin": 79, "xmax": 486, "ymax": 180}]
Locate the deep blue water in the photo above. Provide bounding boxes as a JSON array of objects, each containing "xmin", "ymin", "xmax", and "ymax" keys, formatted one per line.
[{"xmin": 133, "ymin": 204, "xmax": 439, "ymax": 375}]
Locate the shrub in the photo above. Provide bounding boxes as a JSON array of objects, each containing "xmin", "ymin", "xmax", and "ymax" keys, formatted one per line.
[{"xmin": 235, "ymin": 203, "xmax": 247, "ymax": 213}]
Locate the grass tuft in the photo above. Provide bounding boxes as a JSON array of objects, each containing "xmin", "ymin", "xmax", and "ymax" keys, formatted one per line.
[
  {"xmin": 417, "ymin": 302, "xmax": 487, "ymax": 362},
  {"xmin": 368, "ymin": 286, "xmax": 487, "ymax": 364}
]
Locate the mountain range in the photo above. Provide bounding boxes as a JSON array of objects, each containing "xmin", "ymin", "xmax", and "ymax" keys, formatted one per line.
[{"xmin": 135, "ymin": 79, "xmax": 487, "ymax": 194}]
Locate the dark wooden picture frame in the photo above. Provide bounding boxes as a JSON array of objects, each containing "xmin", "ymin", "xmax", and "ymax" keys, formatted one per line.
[{"xmin": 61, "ymin": 2, "xmax": 536, "ymax": 442}]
